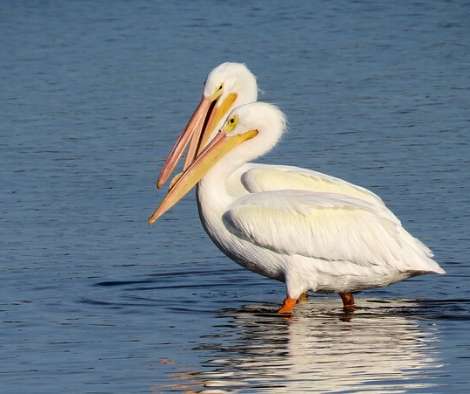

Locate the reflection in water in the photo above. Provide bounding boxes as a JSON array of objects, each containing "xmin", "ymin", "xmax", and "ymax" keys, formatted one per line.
[{"xmin": 164, "ymin": 299, "xmax": 442, "ymax": 393}]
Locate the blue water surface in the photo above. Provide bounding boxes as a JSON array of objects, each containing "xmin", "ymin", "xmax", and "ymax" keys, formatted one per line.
[{"xmin": 1, "ymin": 1, "xmax": 470, "ymax": 392}]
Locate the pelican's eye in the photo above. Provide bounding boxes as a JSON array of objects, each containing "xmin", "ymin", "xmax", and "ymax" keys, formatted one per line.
[
  {"xmin": 223, "ymin": 115, "xmax": 239, "ymax": 132},
  {"xmin": 210, "ymin": 83, "xmax": 224, "ymax": 100}
]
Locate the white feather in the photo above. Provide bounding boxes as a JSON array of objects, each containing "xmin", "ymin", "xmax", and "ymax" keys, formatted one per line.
[
  {"xmin": 224, "ymin": 190, "xmax": 443, "ymax": 274},
  {"xmin": 194, "ymin": 102, "xmax": 445, "ymax": 299}
]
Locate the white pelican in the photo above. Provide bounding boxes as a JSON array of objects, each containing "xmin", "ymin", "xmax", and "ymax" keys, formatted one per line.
[{"xmin": 149, "ymin": 102, "xmax": 445, "ymax": 313}]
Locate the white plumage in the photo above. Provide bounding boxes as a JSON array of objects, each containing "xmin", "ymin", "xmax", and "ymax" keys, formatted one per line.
[
  {"xmin": 198, "ymin": 104, "xmax": 443, "ymax": 295},
  {"xmin": 224, "ymin": 191, "xmax": 442, "ymax": 290},
  {"xmin": 150, "ymin": 64, "xmax": 445, "ymax": 313}
]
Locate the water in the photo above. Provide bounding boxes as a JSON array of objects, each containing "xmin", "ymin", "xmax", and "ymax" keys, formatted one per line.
[{"xmin": 2, "ymin": 1, "xmax": 470, "ymax": 392}]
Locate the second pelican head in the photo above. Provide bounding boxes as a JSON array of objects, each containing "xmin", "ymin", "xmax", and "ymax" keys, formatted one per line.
[{"xmin": 156, "ymin": 62, "xmax": 258, "ymax": 189}]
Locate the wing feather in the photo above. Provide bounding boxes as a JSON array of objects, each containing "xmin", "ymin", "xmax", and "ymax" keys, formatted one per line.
[
  {"xmin": 242, "ymin": 165, "xmax": 385, "ymax": 208},
  {"xmin": 239, "ymin": 164, "xmax": 434, "ymax": 257},
  {"xmin": 223, "ymin": 191, "xmax": 443, "ymax": 273}
]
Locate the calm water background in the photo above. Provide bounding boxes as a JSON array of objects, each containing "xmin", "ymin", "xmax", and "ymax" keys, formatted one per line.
[{"xmin": 2, "ymin": 1, "xmax": 470, "ymax": 392}]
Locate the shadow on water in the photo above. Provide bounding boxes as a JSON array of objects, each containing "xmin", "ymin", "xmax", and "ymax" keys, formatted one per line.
[{"xmin": 156, "ymin": 297, "xmax": 470, "ymax": 393}]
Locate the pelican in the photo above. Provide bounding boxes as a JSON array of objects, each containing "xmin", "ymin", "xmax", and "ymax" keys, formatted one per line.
[{"xmin": 149, "ymin": 101, "xmax": 445, "ymax": 313}]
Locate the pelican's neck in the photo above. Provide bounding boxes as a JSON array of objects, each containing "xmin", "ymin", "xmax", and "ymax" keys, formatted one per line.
[
  {"xmin": 198, "ymin": 102, "xmax": 286, "ymax": 215},
  {"xmin": 197, "ymin": 152, "xmax": 245, "ymax": 212}
]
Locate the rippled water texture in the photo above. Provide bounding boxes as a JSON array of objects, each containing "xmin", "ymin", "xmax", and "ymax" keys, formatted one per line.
[{"xmin": 2, "ymin": 1, "xmax": 470, "ymax": 393}]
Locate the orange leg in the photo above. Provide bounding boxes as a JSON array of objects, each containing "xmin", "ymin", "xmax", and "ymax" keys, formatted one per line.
[
  {"xmin": 297, "ymin": 291, "xmax": 309, "ymax": 304},
  {"xmin": 277, "ymin": 297, "xmax": 298, "ymax": 314},
  {"xmin": 339, "ymin": 292, "xmax": 355, "ymax": 311}
]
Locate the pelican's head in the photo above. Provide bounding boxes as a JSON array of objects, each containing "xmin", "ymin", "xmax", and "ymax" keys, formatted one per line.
[
  {"xmin": 222, "ymin": 101, "xmax": 286, "ymax": 155},
  {"xmin": 156, "ymin": 62, "xmax": 257, "ymax": 189},
  {"xmin": 203, "ymin": 62, "xmax": 257, "ymax": 114},
  {"xmin": 149, "ymin": 102, "xmax": 286, "ymax": 224}
]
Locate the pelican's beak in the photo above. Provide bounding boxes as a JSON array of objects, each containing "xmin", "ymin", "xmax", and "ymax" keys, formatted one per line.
[
  {"xmin": 148, "ymin": 128, "xmax": 258, "ymax": 224},
  {"xmin": 194, "ymin": 92, "xmax": 238, "ymax": 157},
  {"xmin": 156, "ymin": 91, "xmax": 238, "ymax": 189},
  {"xmin": 156, "ymin": 95, "xmax": 212, "ymax": 189}
]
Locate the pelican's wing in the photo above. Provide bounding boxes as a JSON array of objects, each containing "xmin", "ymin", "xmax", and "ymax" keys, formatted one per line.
[
  {"xmin": 239, "ymin": 164, "xmax": 433, "ymax": 257},
  {"xmin": 241, "ymin": 164, "xmax": 386, "ymax": 207},
  {"xmin": 224, "ymin": 190, "xmax": 443, "ymax": 273}
]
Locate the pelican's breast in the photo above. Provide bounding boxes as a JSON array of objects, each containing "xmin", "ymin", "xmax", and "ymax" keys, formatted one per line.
[{"xmin": 196, "ymin": 176, "xmax": 287, "ymax": 282}]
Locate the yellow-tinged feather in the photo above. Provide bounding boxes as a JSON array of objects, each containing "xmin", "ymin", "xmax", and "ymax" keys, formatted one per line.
[
  {"xmin": 223, "ymin": 190, "xmax": 444, "ymax": 274},
  {"xmin": 242, "ymin": 167, "xmax": 384, "ymax": 207}
]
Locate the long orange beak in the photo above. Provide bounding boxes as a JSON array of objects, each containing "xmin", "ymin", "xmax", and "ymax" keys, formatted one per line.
[
  {"xmin": 148, "ymin": 128, "xmax": 258, "ymax": 224},
  {"xmin": 156, "ymin": 96, "xmax": 212, "ymax": 189},
  {"xmin": 156, "ymin": 92, "xmax": 239, "ymax": 189},
  {"xmin": 195, "ymin": 92, "xmax": 238, "ymax": 157}
]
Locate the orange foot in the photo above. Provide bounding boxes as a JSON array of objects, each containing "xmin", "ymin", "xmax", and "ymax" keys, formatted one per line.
[{"xmin": 277, "ymin": 297, "xmax": 297, "ymax": 314}]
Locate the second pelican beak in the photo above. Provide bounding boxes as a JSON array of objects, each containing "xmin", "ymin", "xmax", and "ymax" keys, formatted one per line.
[
  {"xmin": 195, "ymin": 92, "xmax": 238, "ymax": 157},
  {"xmin": 156, "ymin": 91, "xmax": 239, "ymax": 189},
  {"xmin": 156, "ymin": 95, "xmax": 213, "ymax": 189},
  {"xmin": 148, "ymin": 128, "xmax": 258, "ymax": 224}
]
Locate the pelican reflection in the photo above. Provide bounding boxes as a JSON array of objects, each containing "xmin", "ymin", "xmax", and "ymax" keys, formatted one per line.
[{"xmin": 165, "ymin": 299, "xmax": 442, "ymax": 393}]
